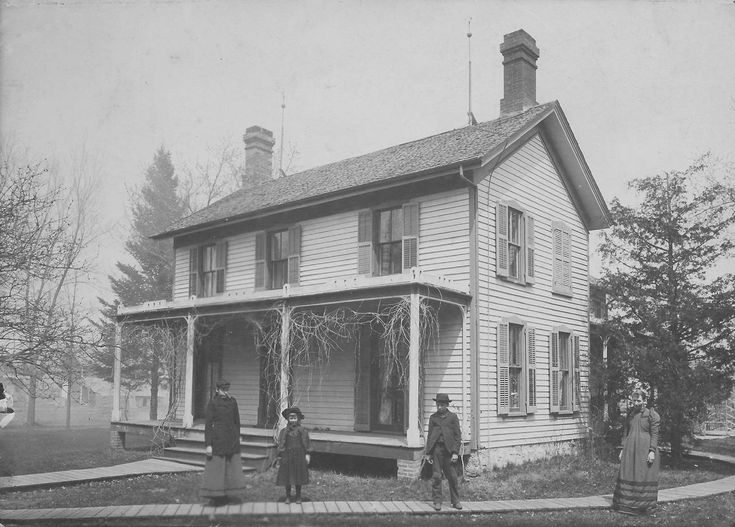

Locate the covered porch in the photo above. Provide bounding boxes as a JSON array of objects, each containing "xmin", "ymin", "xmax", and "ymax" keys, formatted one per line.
[{"xmin": 113, "ymin": 270, "xmax": 472, "ymax": 473}]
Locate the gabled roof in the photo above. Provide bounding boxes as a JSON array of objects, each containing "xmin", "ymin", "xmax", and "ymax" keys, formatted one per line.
[{"xmin": 157, "ymin": 101, "xmax": 610, "ymax": 238}]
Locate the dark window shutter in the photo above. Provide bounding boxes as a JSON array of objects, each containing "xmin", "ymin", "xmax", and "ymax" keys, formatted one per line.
[
  {"xmin": 354, "ymin": 329, "xmax": 372, "ymax": 431},
  {"xmin": 357, "ymin": 210, "xmax": 373, "ymax": 276},
  {"xmin": 188, "ymin": 247, "xmax": 199, "ymax": 297},
  {"xmin": 573, "ymin": 334, "xmax": 581, "ymax": 412},
  {"xmin": 496, "ymin": 203, "xmax": 509, "ymax": 278},
  {"xmin": 527, "ymin": 327, "xmax": 537, "ymax": 413},
  {"xmin": 215, "ymin": 241, "xmax": 227, "ymax": 294},
  {"xmin": 562, "ymin": 230, "xmax": 572, "ymax": 294},
  {"xmin": 254, "ymin": 232, "xmax": 267, "ymax": 290},
  {"xmin": 402, "ymin": 202, "xmax": 419, "ymax": 271},
  {"xmin": 552, "ymin": 221, "xmax": 572, "ymax": 295},
  {"xmin": 287, "ymin": 225, "xmax": 302, "ymax": 285},
  {"xmin": 550, "ymin": 331, "xmax": 560, "ymax": 413},
  {"xmin": 526, "ymin": 215, "xmax": 535, "ymax": 284},
  {"xmin": 497, "ymin": 321, "xmax": 510, "ymax": 415}
]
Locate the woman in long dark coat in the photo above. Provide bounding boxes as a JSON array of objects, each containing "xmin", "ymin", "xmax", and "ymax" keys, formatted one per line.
[
  {"xmin": 276, "ymin": 407, "xmax": 311, "ymax": 504},
  {"xmin": 200, "ymin": 379, "xmax": 246, "ymax": 505},
  {"xmin": 612, "ymin": 389, "xmax": 661, "ymax": 515}
]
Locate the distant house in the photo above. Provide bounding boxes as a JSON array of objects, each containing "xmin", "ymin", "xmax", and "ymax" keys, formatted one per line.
[{"xmin": 113, "ymin": 29, "xmax": 611, "ymax": 477}]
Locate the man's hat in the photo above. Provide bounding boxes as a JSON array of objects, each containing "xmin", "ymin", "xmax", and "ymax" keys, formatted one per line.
[
  {"xmin": 215, "ymin": 379, "xmax": 231, "ymax": 389},
  {"xmin": 433, "ymin": 393, "xmax": 451, "ymax": 404},
  {"xmin": 281, "ymin": 406, "xmax": 305, "ymax": 420}
]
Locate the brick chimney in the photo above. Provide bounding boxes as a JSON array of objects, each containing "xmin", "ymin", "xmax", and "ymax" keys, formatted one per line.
[
  {"xmin": 499, "ymin": 30, "xmax": 540, "ymax": 117},
  {"xmin": 242, "ymin": 126, "xmax": 275, "ymax": 187}
]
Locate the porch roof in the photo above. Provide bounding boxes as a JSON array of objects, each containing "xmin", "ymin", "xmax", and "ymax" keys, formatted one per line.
[{"xmin": 116, "ymin": 268, "xmax": 471, "ymax": 323}]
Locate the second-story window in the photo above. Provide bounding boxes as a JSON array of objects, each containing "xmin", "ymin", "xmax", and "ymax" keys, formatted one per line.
[
  {"xmin": 357, "ymin": 202, "xmax": 419, "ymax": 277},
  {"xmin": 188, "ymin": 240, "xmax": 228, "ymax": 298},
  {"xmin": 254, "ymin": 225, "xmax": 302, "ymax": 291},
  {"xmin": 496, "ymin": 201, "xmax": 535, "ymax": 285}
]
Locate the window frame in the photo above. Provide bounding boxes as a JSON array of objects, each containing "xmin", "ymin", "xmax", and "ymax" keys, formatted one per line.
[
  {"xmin": 188, "ymin": 240, "xmax": 227, "ymax": 298},
  {"xmin": 549, "ymin": 326, "xmax": 580, "ymax": 415},
  {"xmin": 496, "ymin": 200, "xmax": 535, "ymax": 285},
  {"xmin": 254, "ymin": 225, "xmax": 301, "ymax": 291},
  {"xmin": 497, "ymin": 316, "xmax": 537, "ymax": 416},
  {"xmin": 357, "ymin": 202, "xmax": 419, "ymax": 277}
]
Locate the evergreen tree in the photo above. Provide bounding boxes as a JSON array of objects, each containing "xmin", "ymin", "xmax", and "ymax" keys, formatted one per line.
[
  {"xmin": 96, "ymin": 148, "xmax": 188, "ymax": 419},
  {"xmin": 599, "ymin": 155, "xmax": 735, "ymax": 463}
]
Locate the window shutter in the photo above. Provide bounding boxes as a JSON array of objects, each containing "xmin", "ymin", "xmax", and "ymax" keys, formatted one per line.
[
  {"xmin": 496, "ymin": 203, "xmax": 509, "ymax": 278},
  {"xmin": 552, "ymin": 221, "xmax": 572, "ymax": 295},
  {"xmin": 287, "ymin": 225, "xmax": 302, "ymax": 285},
  {"xmin": 497, "ymin": 321, "xmax": 510, "ymax": 415},
  {"xmin": 525, "ymin": 215, "xmax": 535, "ymax": 284},
  {"xmin": 527, "ymin": 327, "xmax": 537, "ymax": 413},
  {"xmin": 254, "ymin": 232, "xmax": 267, "ymax": 290},
  {"xmin": 188, "ymin": 247, "xmax": 199, "ymax": 297},
  {"xmin": 357, "ymin": 210, "xmax": 373, "ymax": 276},
  {"xmin": 354, "ymin": 329, "xmax": 372, "ymax": 431},
  {"xmin": 573, "ymin": 334, "xmax": 581, "ymax": 412},
  {"xmin": 402, "ymin": 202, "xmax": 419, "ymax": 271},
  {"xmin": 549, "ymin": 331, "xmax": 560, "ymax": 413},
  {"xmin": 215, "ymin": 241, "xmax": 228, "ymax": 294},
  {"xmin": 562, "ymin": 230, "xmax": 572, "ymax": 295}
]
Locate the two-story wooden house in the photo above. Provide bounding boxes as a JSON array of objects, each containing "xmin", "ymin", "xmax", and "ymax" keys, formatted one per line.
[{"xmin": 112, "ymin": 29, "xmax": 611, "ymax": 477}]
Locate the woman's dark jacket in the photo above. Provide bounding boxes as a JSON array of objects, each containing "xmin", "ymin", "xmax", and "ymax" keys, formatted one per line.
[{"xmin": 204, "ymin": 394, "xmax": 242, "ymax": 456}]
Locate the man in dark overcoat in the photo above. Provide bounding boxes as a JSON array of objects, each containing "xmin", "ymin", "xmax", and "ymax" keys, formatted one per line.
[{"xmin": 424, "ymin": 393, "xmax": 462, "ymax": 511}]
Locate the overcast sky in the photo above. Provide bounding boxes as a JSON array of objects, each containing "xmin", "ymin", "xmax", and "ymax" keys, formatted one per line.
[{"xmin": 2, "ymin": 0, "xmax": 734, "ymax": 303}]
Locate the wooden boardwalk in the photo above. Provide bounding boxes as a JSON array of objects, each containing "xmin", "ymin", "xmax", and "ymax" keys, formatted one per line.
[{"xmin": 1, "ymin": 450, "xmax": 734, "ymax": 522}]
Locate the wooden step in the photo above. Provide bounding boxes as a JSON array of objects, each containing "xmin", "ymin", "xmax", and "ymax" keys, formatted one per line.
[{"xmin": 153, "ymin": 455, "xmax": 258, "ymax": 472}]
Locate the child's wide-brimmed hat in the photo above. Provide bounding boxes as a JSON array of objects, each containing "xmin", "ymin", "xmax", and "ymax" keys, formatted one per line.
[
  {"xmin": 281, "ymin": 406, "xmax": 305, "ymax": 420},
  {"xmin": 433, "ymin": 393, "xmax": 452, "ymax": 404}
]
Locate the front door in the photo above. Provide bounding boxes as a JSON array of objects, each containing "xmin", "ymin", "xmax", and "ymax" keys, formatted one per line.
[
  {"xmin": 257, "ymin": 345, "xmax": 281, "ymax": 428},
  {"xmin": 370, "ymin": 340, "xmax": 407, "ymax": 433},
  {"xmin": 193, "ymin": 327, "xmax": 224, "ymax": 420}
]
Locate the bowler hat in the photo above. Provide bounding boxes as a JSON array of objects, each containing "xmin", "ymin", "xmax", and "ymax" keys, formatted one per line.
[
  {"xmin": 281, "ymin": 406, "xmax": 305, "ymax": 420},
  {"xmin": 215, "ymin": 379, "xmax": 231, "ymax": 389},
  {"xmin": 433, "ymin": 393, "xmax": 452, "ymax": 404}
]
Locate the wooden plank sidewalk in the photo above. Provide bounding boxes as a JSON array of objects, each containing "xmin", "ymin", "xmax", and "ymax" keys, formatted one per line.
[
  {"xmin": 0, "ymin": 450, "xmax": 734, "ymax": 522},
  {"xmin": 0, "ymin": 459, "xmax": 202, "ymax": 491}
]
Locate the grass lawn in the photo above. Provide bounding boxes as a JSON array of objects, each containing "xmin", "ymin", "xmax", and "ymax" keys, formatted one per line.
[{"xmin": 1, "ymin": 429, "xmax": 734, "ymax": 513}]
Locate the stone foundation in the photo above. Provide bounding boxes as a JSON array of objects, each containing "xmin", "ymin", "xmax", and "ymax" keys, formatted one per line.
[
  {"xmin": 110, "ymin": 430, "xmax": 126, "ymax": 453},
  {"xmin": 475, "ymin": 440, "xmax": 579, "ymax": 471},
  {"xmin": 396, "ymin": 458, "xmax": 423, "ymax": 480}
]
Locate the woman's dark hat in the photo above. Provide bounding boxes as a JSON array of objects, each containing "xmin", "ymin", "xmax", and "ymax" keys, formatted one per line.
[
  {"xmin": 215, "ymin": 379, "xmax": 231, "ymax": 389},
  {"xmin": 433, "ymin": 393, "xmax": 451, "ymax": 404},
  {"xmin": 281, "ymin": 406, "xmax": 305, "ymax": 420}
]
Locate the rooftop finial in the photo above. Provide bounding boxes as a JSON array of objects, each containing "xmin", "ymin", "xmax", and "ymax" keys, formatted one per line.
[
  {"xmin": 467, "ymin": 18, "xmax": 477, "ymax": 126},
  {"xmin": 278, "ymin": 92, "xmax": 286, "ymax": 177}
]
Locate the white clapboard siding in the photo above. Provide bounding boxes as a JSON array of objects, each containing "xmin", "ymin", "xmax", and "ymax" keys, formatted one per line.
[
  {"xmin": 291, "ymin": 341, "xmax": 356, "ymax": 431},
  {"xmin": 422, "ymin": 306, "xmax": 469, "ymax": 437},
  {"xmin": 477, "ymin": 134, "xmax": 590, "ymax": 449},
  {"xmin": 222, "ymin": 322, "xmax": 260, "ymax": 426},
  {"xmin": 419, "ymin": 190, "xmax": 470, "ymax": 287},
  {"xmin": 299, "ymin": 211, "xmax": 357, "ymax": 286},
  {"xmin": 224, "ymin": 232, "xmax": 256, "ymax": 292}
]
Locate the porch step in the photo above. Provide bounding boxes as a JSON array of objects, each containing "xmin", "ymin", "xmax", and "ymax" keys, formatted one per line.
[
  {"xmin": 164, "ymin": 437, "xmax": 277, "ymax": 472},
  {"xmin": 153, "ymin": 455, "xmax": 259, "ymax": 472}
]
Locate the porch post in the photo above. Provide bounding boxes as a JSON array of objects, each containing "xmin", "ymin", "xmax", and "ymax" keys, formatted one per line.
[
  {"xmin": 279, "ymin": 305, "xmax": 291, "ymax": 427},
  {"xmin": 183, "ymin": 314, "xmax": 196, "ymax": 428},
  {"xmin": 111, "ymin": 322, "xmax": 123, "ymax": 421},
  {"xmin": 407, "ymin": 292, "xmax": 421, "ymax": 447}
]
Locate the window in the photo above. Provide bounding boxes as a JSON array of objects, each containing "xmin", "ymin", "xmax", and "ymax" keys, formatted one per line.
[
  {"xmin": 496, "ymin": 201, "xmax": 535, "ymax": 284},
  {"xmin": 357, "ymin": 203, "xmax": 419, "ymax": 277},
  {"xmin": 254, "ymin": 225, "xmax": 301, "ymax": 290},
  {"xmin": 550, "ymin": 328, "xmax": 580, "ymax": 414},
  {"xmin": 189, "ymin": 241, "xmax": 228, "ymax": 297},
  {"xmin": 497, "ymin": 318, "xmax": 536, "ymax": 415},
  {"xmin": 551, "ymin": 221, "xmax": 572, "ymax": 296}
]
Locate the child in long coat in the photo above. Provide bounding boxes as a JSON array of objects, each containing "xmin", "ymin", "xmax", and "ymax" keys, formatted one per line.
[{"xmin": 276, "ymin": 407, "xmax": 311, "ymax": 504}]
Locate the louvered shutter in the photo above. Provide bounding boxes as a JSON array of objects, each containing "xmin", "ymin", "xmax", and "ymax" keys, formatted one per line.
[
  {"xmin": 354, "ymin": 329, "xmax": 372, "ymax": 431},
  {"xmin": 527, "ymin": 327, "xmax": 537, "ymax": 413},
  {"xmin": 215, "ymin": 241, "xmax": 227, "ymax": 294},
  {"xmin": 496, "ymin": 203, "xmax": 509, "ymax": 277},
  {"xmin": 497, "ymin": 321, "xmax": 510, "ymax": 415},
  {"xmin": 254, "ymin": 232, "xmax": 267, "ymax": 290},
  {"xmin": 552, "ymin": 224, "xmax": 563, "ymax": 292},
  {"xmin": 287, "ymin": 225, "xmax": 301, "ymax": 285},
  {"xmin": 550, "ymin": 331, "xmax": 560, "ymax": 413},
  {"xmin": 188, "ymin": 247, "xmax": 199, "ymax": 297},
  {"xmin": 573, "ymin": 335, "xmax": 581, "ymax": 412},
  {"xmin": 526, "ymin": 215, "xmax": 535, "ymax": 284},
  {"xmin": 357, "ymin": 210, "xmax": 373, "ymax": 276},
  {"xmin": 402, "ymin": 202, "xmax": 419, "ymax": 271},
  {"xmin": 562, "ymin": 229, "xmax": 572, "ymax": 295}
]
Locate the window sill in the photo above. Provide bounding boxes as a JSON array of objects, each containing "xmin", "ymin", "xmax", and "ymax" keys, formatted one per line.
[
  {"xmin": 499, "ymin": 411, "xmax": 528, "ymax": 418},
  {"xmin": 551, "ymin": 289, "xmax": 573, "ymax": 298},
  {"xmin": 551, "ymin": 410, "xmax": 577, "ymax": 416}
]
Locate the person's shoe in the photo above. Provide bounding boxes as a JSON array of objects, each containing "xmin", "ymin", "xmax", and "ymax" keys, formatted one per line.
[
  {"xmin": 295, "ymin": 497, "xmax": 302, "ymax": 504},
  {"xmin": 433, "ymin": 502, "xmax": 441, "ymax": 511},
  {"xmin": 285, "ymin": 497, "xmax": 291, "ymax": 505},
  {"xmin": 452, "ymin": 502, "xmax": 463, "ymax": 510}
]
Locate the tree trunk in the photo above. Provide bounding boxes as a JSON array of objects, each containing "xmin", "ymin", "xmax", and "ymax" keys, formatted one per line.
[
  {"xmin": 27, "ymin": 373, "xmax": 37, "ymax": 426},
  {"xmin": 65, "ymin": 374, "xmax": 72, "ymax": 429},
  {"xmin": 150, "ymin": 356, "xmax": 159, "ymax": 420}
]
